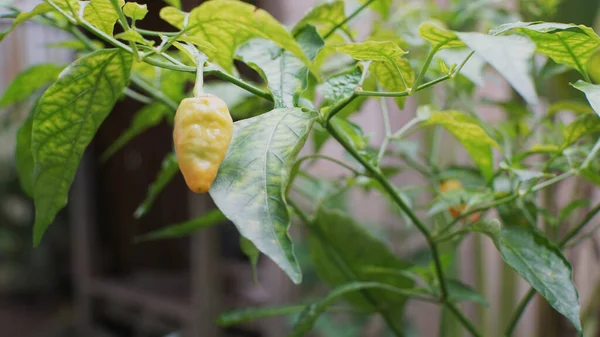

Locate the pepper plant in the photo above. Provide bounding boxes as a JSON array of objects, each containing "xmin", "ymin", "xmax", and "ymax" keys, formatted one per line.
[{"xmin": 1, "ymin": 0, "xmax": 600, "ymax": 336}]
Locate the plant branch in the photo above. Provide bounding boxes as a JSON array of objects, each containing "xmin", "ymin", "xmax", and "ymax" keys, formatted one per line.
[
  {"xmin": 326, "ymin": 121, "xmax": 449, "ymax": 300},
  {"xmin": 322, "ymin": 0, "xmax": 376, "ymax": 39},
  {"xmin": 130, "ymin": 74, "xmax": 178, "ymax": 111},
  {"xmin": 447, "ymin": 303, "xmax": 482, "ymax": 337},
  {"xmin": 411, "ymin": 46, "xmax": 440, "ymax": 94},
  {"xmin": 109, "ymin": 0, "xmax": 139, "ymax": 60}
]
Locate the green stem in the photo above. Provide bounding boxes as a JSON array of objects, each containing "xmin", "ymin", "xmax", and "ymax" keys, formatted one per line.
[
  {"xmin": 504, "ymin": 288, "xmax": 536, "ymax": 336},
  {"xmin": 530, "ymin": 170, "xmax": 574, "ymax": 193},
  {"xmin": 411, "ymin": 46, "xmax": 440, "ymax": 94},
  {"xmin": 356, "ymin": 90, "xmax": 409, "ymax": 97},
  {"xmin": 391, "ymin": 116, "xmax": 423, "ymax": 139},
  {"xmin": 452, "ymin": 51, "xmax": 475, "ymax": 79},
  {"xmin": 123, "ymin": 88, "xmax": 153, "ymax": 104},
  {"xmin": 136, "ymin": 28, "xmax": 178, "ymax": 36},
  {"xmin": 326, "ymin": 122, "xmax": 449, "ymax": 300},
  {"xmin": 580, "ymin": 136, "xmax": 600, "ymax": 169},
  {"xmin": 560, "ymin": 202, "xmax": 600, "ymax": 247},
  {"xmin": 446, "ymin": 303, "xmax": 482, "ymax": 337},
  {"xmin": 322, "ymin": 0, "xmax": 376, "ymax": 39},
  {"xmin": 109, "ymin": 0, "xmax": 139, "ymax": 61},
  {"xmin": 376, "ymin": 90, "xmax": 392, "ymax": 166},
  {"xmin": 130, "ymin": 74, "xmax": 178, "ymax": 111},
  {"xmin": 295, "ymin": 154, "xmax": 361, "ymax": 176},
  {"xmin": 326, "ymin": 93, "xmax": 357, "ymax": 121}
]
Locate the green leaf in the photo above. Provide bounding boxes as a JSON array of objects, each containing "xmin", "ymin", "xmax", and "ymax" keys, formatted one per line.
[
  {"xmin": 83, "ymin": 0, "xmax": 124, "ymax": 36},
  {"xmin": 136, "ymin": 209, "xmax": 225, "ymax": 242},
  {"xmin": 559, "ymin": 200, "xmax": 591, "ymax": 223},
  {"xmin": 160, "ymin": 1, "xmax": 312, "ymax": 73},
  {"xmin": 217, "ymin": 304, "xmax": 305, "ymax": 327},
  {"xmin": 322, "ymin": 66, "xmax": 362, "ymax": 105},
  {"xmin": 163, "ymin": 0, "xmax": 181, "ymax": 9},
  {"xmin": 500, "ymin": 162, "xmax": 553, "ymax": 182},
  {"xmin": 492, "ymin": 22, "xmax": 600, "ymax": 78},
  {"xmin": 482, "ymin": 226, "xmax": 581, "ymax": 333},
  {"xmin": 0, "ymin": 2, "xmax": 52, "ymax": 43},
  {"xmin": 548, "ymin": 99, "xmax": 595, "ymax": 117},
  {"xmin": 369, "ymin": 57, "xmax": 414, "ymax": 108},
  {"xmin": 134, "ymin": 152, "xmax": 179, "ymax": 219},
  {"xmin": 571, "ymin": 81, "xmax": 600, "ymax": 118},
  {"xmin": 329, "ymin": 117, "xmax": 367, "ymax": 152},
  {"xmin": 456, "ymin": 32, "xmax": 539, "ymax": 106},
  {"xmin": 446, "ymin": 280, "xmax": 488, "ymax": 306},
  {"xmin": 293, "ymin": 1, "xmax": 350, "ymax": 37},
  {"xmin": 173, "ymin": 35, "xmax": 217, "ymax": 54},
  {"xmin": 240, "ymin": 236, "xmax": 260, "ymax": 283},
  {"xmin": 290, "ymin": 282, "xmax": 416, "ymax": 337},
  {"xmin": 32, "ymin": 49, "xmax": 132, "ymax": 246},
  {"xmin": 15, "ymin": 110, "xmax": 35, "ymax": 198},
  {"xmin": 336, "ymin": 41, "xmax": 407, "ymax": 63},
  {"xmin": 101, "ymin": 103, "xmax": 168, "ymax": 161},
  {"xmin": 123, "ymin": 2, "xmax": 148, "ymax": 21},
  {"xmin": 236, "ymin": 25, "xmax": 324, "ymax": 108},
  {"xmin": 115, "ymin": 30, "xmax": 154, "ymax": 46},
  {"xmin": 0, "ymin": 63, "xmax": 64, "ymax": 107},
  {"xmin": 562, "ymin": 114, "xmax": 600, "ymax": 148},
  {"xmin": 308, "ymin": 208, "xmax": 413, "ymax": 311},
  {"xmin": 418, "ymin": 23, "xmax": 465, "ymax": 49},
  {"xmin": 425, "ymin": 111, "xmax": 499, "ymax": 180},
  {"xmin": 209, "ymin": 108, "xmax": 318, "ymax": 284},
  {"xmin": 362, "ymin": 0, "xmax": 392, "ymax": 19}
]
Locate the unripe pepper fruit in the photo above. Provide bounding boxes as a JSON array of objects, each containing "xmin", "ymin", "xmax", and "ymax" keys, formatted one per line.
[
  {"xmin": 439, "ymin": 179, "xmax": 480, "ymax": 222},
  {"xmin": 173, "ymin": 94, "xmax": 233, "ymax": 193}
]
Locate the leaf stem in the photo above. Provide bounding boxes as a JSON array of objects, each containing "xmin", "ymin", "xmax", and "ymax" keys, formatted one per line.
[
  {"xmin": 411, "ymin": 46, "xmax": 440, "ymax": 94},
  {"xmin": 376, "ymin": 87, "xmax": 392, "ymax": 166},
  {"xmin": 110, "ymin": 0, "xmax": 140, "ymax": 61},
  {"xmin": 325, "ymin": 93, "xmax": 357, "ymax": 121},
  {"xmin": 130, "ymin": 74, "xmax": 178, "ymax": 111},
  {"xmin": 447, "ymin": 302, "xmax": 482, "ymax": 337},
  {"xmin": 322, "ymin": 0, "xmax": 376, "ymax": 39},
  {"xmin": 295, "ymin": 154, "xmax": 361, "ymax": 176},
  {"xmin": 136, "ymin": 28, "xmax": 178, "ymax": 36}
]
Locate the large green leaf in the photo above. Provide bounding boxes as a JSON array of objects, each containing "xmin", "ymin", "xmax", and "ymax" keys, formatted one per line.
[
  {"xmin": 83, "ymin": 0, "xmax": 124, "ymax": 36},
  {"xmin": 159, "ymin": 0, "xmax": 312, "ymax": 73},
  {"xmin": 0, "ymin": 63, "xmax": 64, "ymax": 107},
  {"xmin": 134, "ymin": 152, "xmax": 179, "ymax": 218},
  {"xmin": 15, "ymin": 111, "xmax": 35, "ymax": 198},
  {"xmin": 32, "ymin": 49, "xmax": 132, "ymax": 245},
  {"xmin": 571, "ymin": 80, "xmax": 600, "ymax": 118},
  {"xmin": 456, "ymin": 32, "xmax": 539, "ymax": 105},
  {"xmin": 101, "ymin": 103, "xmax": 169, "ymax": 161},
  {"xmin": 425, "ymin": 111, "xmax": 499, "ymax": 180},
  {"xmin": 562, "ymin": 114, "xmax": 600, "ymax": 148},
  {"xmin": 293, "ymin": 1, "xmax": 350, "ymax": 37},
  {"xmin": 308, "ymin": 208, "xmax": 413, "ymax": 310},
  {"xmin": 479, "ymin": 226, "xmax": 581, "ymax": 333},
  {"xmin": 136, "ymin": 209, "xmax": 225, "ymax": 242},
  {"xmin": 236, "ymin": 25, "xmax": 324, "ymax": 108},
  {"xmin": 419, "ymin": 23, "xmax": 465, "ymax": 50},
  {"xmin": 491, "ymin": 22, "xmax": 600, "ymax": 78},
  {"xmin": 209, "ymin": 108, "xmax": 318, "ymax": 284}
]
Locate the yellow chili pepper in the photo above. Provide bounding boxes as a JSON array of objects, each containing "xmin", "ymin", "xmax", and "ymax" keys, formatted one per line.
[{"xmin": 173, "ymin": 94, "xmax": 233, "ymax": 193}]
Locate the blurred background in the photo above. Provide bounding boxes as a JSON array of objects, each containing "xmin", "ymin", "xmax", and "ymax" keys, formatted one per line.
[{"xmin": 1, "ymin": 0, "xmax": 600, "ymax": 336}]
